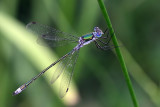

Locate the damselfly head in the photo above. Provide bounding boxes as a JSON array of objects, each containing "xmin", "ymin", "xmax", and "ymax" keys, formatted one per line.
[{"xmin": 93, "ymin": 27, "xmax": 104, "ymax": 37}]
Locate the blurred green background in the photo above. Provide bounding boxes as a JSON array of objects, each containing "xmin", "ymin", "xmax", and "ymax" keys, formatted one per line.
[{"xmin": 0, "ymin": 0, "xmax": 160, "ymax": 107}]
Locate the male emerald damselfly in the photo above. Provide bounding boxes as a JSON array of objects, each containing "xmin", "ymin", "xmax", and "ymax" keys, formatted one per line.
[{"xmin": 13, "ymin": 22, "xmax": 113, "ymax": 98}]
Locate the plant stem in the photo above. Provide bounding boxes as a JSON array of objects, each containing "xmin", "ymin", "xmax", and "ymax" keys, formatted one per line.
[{"xmin": 97, "ymin": 0, "xmax": 139, "ymax": 107}]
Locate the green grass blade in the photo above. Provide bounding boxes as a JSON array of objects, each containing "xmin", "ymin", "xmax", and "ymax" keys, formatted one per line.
[
  {"xmin": 0, "ymin": 12, "xmax": 79, "ymax": 106},
  {"xmin": 97, "ymin": 0, "xmax": 139, "ymax": 107}
]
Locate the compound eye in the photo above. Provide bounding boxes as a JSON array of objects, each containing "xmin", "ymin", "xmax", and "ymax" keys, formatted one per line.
[
  {"xmin": 96, "ymin": 33, "xmax": 102, "ymax": 37},
  {"xmin": 94, "ymin": 27, "xmax": 99, "ymax": 32}
]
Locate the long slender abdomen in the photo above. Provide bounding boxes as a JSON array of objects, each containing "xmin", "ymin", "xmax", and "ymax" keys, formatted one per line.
[{"xmin": 12, "ymin": 50, "xmax": 74, "ymax": 96}]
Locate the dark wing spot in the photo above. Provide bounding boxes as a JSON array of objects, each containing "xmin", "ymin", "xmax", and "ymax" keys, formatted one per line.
[
  {"xmin": 66, "ymin": 88, "xmax": 69, "ymax": 92},
  {"xmin": 42, "ymin": 35, "xmax": 47, "ymax": 37},
  {"xmin": 31, "ymin": 22, "xmax": 36, "ymax": 24}
]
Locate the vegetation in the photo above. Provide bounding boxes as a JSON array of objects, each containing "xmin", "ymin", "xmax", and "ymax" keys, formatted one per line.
[{"xmin": 0, "ymin": 0, "xmax": 160, "ymax": 107}]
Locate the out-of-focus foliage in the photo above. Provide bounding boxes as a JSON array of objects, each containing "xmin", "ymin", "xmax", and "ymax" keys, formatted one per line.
[{"xmin": 0, "ymin": 0, "xmax": 160, "ymax": 107}]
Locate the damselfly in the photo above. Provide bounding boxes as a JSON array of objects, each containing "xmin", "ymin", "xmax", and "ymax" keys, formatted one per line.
[{"xmin": 13, "ymin": 22, "xmax": 113, "ymax": 98}]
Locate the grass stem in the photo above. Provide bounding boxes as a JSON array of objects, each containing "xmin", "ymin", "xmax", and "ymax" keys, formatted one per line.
[{"xmin": 97, "ymin": 0, "xmax": 139, "ymax": 106}]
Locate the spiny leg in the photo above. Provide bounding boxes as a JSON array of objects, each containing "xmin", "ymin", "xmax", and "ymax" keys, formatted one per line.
[
  {"xmin": 102, "ymin": 45, "xmax": 119, "ymax": 51},
  {"xmin": 97, "ymin": 39, "xmax": 108, "ymax": 45},
  {"xmin": 95, "ymin": 40, "xmax": 119, "ymax": 51},
  {"xmin": 94, "ymin": 40, "xmax": 107, "ymax": 51},
  {"xmin": 103, "ymin": 28, "xmax": 108, "ymax": 34},
  {"xmin": 94, "ymin": 40, "xmax": 101, "ymax": 48},
  {"xmin": 101, "ymin": 28, "xmax": 110, "ymax": 39},
  {"xmin": 96, "ymin": 28, "xmax": 114, "ymax": 48}
]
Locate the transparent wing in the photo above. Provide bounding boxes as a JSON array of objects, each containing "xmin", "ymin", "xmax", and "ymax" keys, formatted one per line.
[
  {"xmin": 59, "ymin": 50, "xmax": 79, "ymax": 98},
  {"xmin": 50, "ymin": 51, "xmax": 73, "ymax": 84},
  {"xmin": 26, "ymin": 22, "xmax": 79, "ymax": 47}
]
